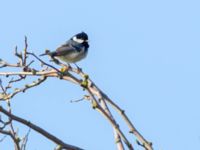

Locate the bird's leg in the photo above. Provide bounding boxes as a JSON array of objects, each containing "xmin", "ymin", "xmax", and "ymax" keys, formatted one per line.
[
  {"xmin": 50, "ymin": 57, "xmax": 60, "ymax": 65},
  {"xmin": 67, "ymin": 63, "xmax": 72, "ymax": 69},
  {"xmin": 74, "ymin": 63, "xmax": 82, "ymax": 73}
]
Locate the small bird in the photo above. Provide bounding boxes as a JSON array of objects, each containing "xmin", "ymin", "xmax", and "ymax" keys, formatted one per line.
[{"xmin": 40, "ymin": 32, "xmax": 89, "ymax": 64}]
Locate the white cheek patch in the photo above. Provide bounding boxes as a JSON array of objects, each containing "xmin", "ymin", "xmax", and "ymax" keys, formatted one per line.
[{"xmin": 73, "ymin": 36, "xmax": 84, "ymax": 43}]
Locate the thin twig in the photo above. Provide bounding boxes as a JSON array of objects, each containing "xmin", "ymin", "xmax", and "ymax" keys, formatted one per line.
[
  {"xmin": 0, "ymin": 134, "xmax": 7, "ymax": 142},
  {"xmin": 6, "ymin": 76, "xmax": 47, "ymax": 100},
  {"xmin": 14, "ymin": 46, "xmax": 23, "ymax": 66},
  {"xmin": 0, "ymin": 129, "xmax": 20, "ymax": 150},
  {"xmin": 23, "ymin": 36, "xmax": 28, "ymax": 66},
  {"xmin": 9, "ymin": 75, "xmax": 26, "ymax": 84},
  {"xmin": 26, "ymin": 52, "xmax": 61, "ymax": 73},
  {"xmin": 21, "ymin": 128, "xmax": 31, "ymax": 150}
]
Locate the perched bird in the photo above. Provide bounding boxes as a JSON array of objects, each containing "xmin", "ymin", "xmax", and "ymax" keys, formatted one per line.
[{"xmin": 40, "ymin": 32, "xmax": 89, "ymax": 63}]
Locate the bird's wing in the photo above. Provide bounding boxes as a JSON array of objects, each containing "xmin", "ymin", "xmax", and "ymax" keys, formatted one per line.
[{"xmin": 54, "ymin": 44, "xmax": 77, "ymax": 56}]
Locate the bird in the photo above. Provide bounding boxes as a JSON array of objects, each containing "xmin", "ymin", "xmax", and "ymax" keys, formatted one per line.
[{"xmin": 40, "ymin": 32, "xmax": 89, "ymax": 64}]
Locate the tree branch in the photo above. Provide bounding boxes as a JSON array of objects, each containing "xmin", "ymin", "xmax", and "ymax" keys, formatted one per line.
[
  {"xmin": 0, "ymin": 38, "xmax": 154, "ymax": 150},
  {"xmin": 0, "ymin": 106, "xmax": 83, "ymax": 150}
]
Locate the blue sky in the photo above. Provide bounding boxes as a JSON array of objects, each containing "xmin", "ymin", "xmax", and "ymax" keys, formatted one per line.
[{"xmin": 0, "ymin": 0, "xmax": 200, "ymax": 149}]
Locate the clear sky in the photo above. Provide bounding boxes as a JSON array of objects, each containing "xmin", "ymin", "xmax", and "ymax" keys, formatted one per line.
[{"xmin": 0, "ymin": 0, "xmax": 200, "ymax": 150}]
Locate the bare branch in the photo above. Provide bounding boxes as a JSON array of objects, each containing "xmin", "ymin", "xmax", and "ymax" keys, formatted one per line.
[
  {"xmin": 103, "ymin": 94, "xmax": 153, "ymax": 150},
  {"xmin": 0, "ymin": 59, "xmax": 20, "ymax": 68},
  {"xmin": 9, "ymin": 75, "xmax": 26, "ymax": 84},
  {"xmin": 0, "ymin": 106, "xmax": 84, "ymax": 150},
  {"xmin": 14, "ymin": 46, "xmax": 23, "ymax": 66},
  {"xmin": 0, "ymin": 129, "xmax": 20, "ymax": 150},
  {"xmin": 7, "ymin": 76, "xmax": 47, "ymax": 100},
  {"xmin": 26, "ymin": 52, "xmax": 61, "ymax": 73},
  {"xmin": 87, "ymin": 89, "xmax": 133, "ymax": 150},
  {"xmin": 23, "ymin": 36, "xmax": 28, "ymax": 66},
  {"xmin": 83, "ymin": 76, "xmax": 153, "ymax": 150},
  {"xmin": 0, "ymin": 134, "xmax": 7, "ymax": 142}
]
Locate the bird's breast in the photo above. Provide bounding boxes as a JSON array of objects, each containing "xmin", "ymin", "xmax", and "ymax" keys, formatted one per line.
[{"xmin": 57, "ymin": 48, "xmax": 88, "ymax": 63}]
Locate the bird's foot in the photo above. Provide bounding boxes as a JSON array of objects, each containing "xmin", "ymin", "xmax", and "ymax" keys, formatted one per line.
[{"xmin": 74, "ymin": 63, "xmax": 82, "ymax": 73}]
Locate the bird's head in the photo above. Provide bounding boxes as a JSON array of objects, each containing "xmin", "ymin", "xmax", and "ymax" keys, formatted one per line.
[{"xmin": 72, "ymin": 32, "xmax": 89, "ymax": 44}]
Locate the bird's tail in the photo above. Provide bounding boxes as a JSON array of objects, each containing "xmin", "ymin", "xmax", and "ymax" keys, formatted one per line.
[{"xmin": 40, "ymin": 50, "xmax": 51, "ymax": 56}]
